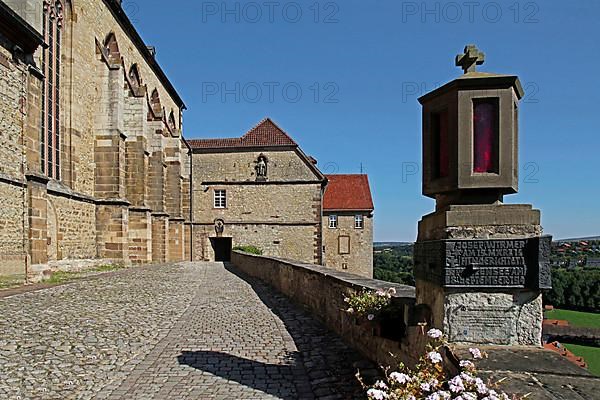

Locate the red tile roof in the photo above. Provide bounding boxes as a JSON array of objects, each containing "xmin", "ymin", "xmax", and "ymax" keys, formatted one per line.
[
  {"xmin": 323, "ymin": 174, "xmax": 374, "ymax": 211},
  {"xmin": 188, "ymin": 118, "xmax": 297, "ymax": 149}
]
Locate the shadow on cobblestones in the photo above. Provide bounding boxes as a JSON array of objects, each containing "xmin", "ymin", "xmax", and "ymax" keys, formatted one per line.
[
  {"xmin": 178, "ymin": 350, "xmax": 302, "ymax": 399},
  {"xmin": 181, "ymin": 264, "xmax": 380, "ymax": 399}
]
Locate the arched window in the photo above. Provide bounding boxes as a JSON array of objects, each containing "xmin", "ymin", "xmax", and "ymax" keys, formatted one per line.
[{"xmin": 41, "ymin": 0, "xmax": 63, "ymax": 179}]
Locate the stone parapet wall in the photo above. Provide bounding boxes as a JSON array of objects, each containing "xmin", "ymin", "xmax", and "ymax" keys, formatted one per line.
[{"xmin": 231, "ymin": 251, "xmax": 426, "ymax": 368}]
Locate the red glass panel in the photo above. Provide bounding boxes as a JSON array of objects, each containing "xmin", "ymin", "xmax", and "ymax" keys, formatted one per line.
[
  {"xmin": 438, "ymin": 110, "xmax": 448, "ymax": 178},
  {"xmin": 432, "ymin": 110, "xmax": 449, "ymax": 179},
  {"xmin": 473, "ymin": 99, "xmax": 499, "ymax": 173}
]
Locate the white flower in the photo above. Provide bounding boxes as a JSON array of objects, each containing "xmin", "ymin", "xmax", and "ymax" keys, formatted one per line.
[
  {"xmin": 482, "ymin": 390, "xmax": 500, "ymax": 400},
  {"xmin": 344, "ymin": 297, "xmax": 350, "ymax": 303},
  {"xmin": 460, "ymin": 372, "xmax": 475, "ymax": 384},
  {"xmin": 427, "ymin": 392, "xmax": 451, "ymax": 400},
  {"xmin": 475, "ymin": 378, "xmax": 488, "ymax": 394},
  {"xmin": 469, "ymin": 347, "xmax": 483, "ymax": 359},
  {"xmin": 389, "ymin": 372, "xmax": 411, "ymax": 384},
  {"xmin": 387, "ymin": 287, "xmax": 397, "ymax": 295},
  {"xmin": 460, "ymin": 393, "xmax": 478, "ymax": 400},
  {"xmin": 449, "ymin": 375, "xmax": 464, "ymax": 393},
  {"xmin": 368, "ymin": 314, "xmax": 375, "ymax": 321},
  {"xmin": 459, "ymin": 360, "xmax": 474, "ymax": 369},
  {"xmin": 347, "ymin": 307, "xmax": 354, "ymax": 314},
  {"xmin": 427, "ymin": 328, "xmax": 443, "ymax": 339},
  {"xmin": 376, "ymin": 290, "xmax": 387, "ymax": 297},
  {"xmin": 427, "ymin": 351, "xmax": 443, "ymax": 364},
  {"xmin": 374, "ymin": 380, "xmax": 388, "ymax": 390},
  {"xmin": 421, "ymin": 379, "xmax": 438, "ymax": 392},
  {"xmin": 367, "ymin": 388, "xmax": 388, "ymax": 400}
]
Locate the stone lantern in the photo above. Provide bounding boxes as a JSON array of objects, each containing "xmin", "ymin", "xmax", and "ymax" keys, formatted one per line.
[
  {"xmin": 414, "ymin": 45, "xmax": 551, "ymax": 346},
  {"xmin": 419, "ymin": 44, "xmax": 523, "ymax": 209}
]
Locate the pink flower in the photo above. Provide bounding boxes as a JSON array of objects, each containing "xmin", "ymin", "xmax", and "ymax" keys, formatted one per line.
[
  {"xmin": 427, "ymin": 351, "xmax": 443, "ymax": 364},
  {"xmin": 459, "ymin": 360, "xmax": 475, "ymax": 369},
  {"xmin": 469, "ymin": 347, "xmax": 483, "ymax": 359}
]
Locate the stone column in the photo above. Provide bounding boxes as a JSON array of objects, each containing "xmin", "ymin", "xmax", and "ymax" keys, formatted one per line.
[
  {"xmin": 124, "ymin": 90, "xmax": 152, "ymax": 264},
  {"xmin": 413, "ymin": 45, "xmax": 551, "ymax": 346},
  {"xmin": 26, "ymin": 173, "xmax": 49, "ymax": 267},
  {"xmin": 94, "ymin": 65, "xmax": 129, "ymax": 263}
]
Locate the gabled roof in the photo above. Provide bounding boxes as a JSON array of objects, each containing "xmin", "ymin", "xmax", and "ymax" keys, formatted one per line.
[
  {"xmin": 188, "ymin": 118, "xmax": 297, "ymax": 150},
  {"xmin": 323, "ymin": 174, "xmax": 374, "ymax": 212}
]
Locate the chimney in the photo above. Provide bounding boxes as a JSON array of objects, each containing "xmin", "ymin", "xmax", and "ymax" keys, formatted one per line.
[{"xmin": 147, "ymin": 46, "xmax": 156, "ymax": 58}]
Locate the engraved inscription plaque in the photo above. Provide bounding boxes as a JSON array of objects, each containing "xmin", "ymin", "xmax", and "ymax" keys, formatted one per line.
[
  {"xmin": 414, "ymin": 236, "xmax": 552, "ymax": 289},
  {"xmin": 448, "ymin": 304, "xmax": 516, "ymax": 345}
]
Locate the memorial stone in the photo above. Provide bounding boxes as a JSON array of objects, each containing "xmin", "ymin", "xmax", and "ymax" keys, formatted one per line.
[{"xmin": 414, "ymin": 45, "xmax": 551, "ymax": 345}]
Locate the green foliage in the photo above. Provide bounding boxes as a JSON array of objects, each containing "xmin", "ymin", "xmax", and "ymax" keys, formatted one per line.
[
  {"xmin": 373, "ymin": 245, "xmax": 415, "ymax": 286},
  {"xmin": 563, "ymin": 343, "xmax": 600, "ymax": 376},
  {"xmin": 45, "ymin": 264, "xmax": 124, "ymax": 285},
  {"xmin": 93, "ymin": 264, "xmax": 124, "ymax": 272},
  {"xmin": 0, "ymin": 275, "xmax": 24, "ymax": 290},
  {"xmin": 45, "ymin": 271, "xmax": 81, "ymax": 284},
  {"xmin": 233, "ymin": 245, "xmax": 263, "ymax": 255},
  {"xmin": 544, "ymin": 308, "xmax": 600, "ymax": 329},
  {"xmin": 544, "ymin": 268, "xmax": 600, "ymax": 312}
]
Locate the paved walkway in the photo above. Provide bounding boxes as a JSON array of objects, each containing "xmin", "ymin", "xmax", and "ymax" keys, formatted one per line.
[{"xmin": 0, "ymin": 262, "xmax": 375, "ymax": 399}]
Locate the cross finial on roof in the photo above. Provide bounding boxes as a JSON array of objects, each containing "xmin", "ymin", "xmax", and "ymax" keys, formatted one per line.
[{"xmin": 455, "ymin": 44, "xmax": 485, "ymax": 74}]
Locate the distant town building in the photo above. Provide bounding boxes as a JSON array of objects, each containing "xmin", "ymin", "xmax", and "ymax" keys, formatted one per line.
[{"xmin": 322, "ymin": 175, "xmax": 374, "ymax": 278}]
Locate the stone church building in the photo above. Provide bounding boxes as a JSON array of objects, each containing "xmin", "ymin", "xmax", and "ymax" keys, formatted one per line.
[
  {"xmin": 0, "ymin": 0, "xmax": 373, "ymax": 279},
  {"xmin": 0, "ymin": 0, "xmax": 191, "ymax": 276}
]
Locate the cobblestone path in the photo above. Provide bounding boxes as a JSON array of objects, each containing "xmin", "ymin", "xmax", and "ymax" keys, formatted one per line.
[{"xmin": 0, "ymin": 262, "xmax": 375, "ymax": 399}]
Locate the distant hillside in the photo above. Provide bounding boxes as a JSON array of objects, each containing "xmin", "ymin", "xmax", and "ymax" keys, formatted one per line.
[
  {"xmin": 374, "ymin": 242, "xmax": 412, "ymax": 248},
  {"xmin": 558, "ymin": 236, "xmax": 600, "ymax": 242}
]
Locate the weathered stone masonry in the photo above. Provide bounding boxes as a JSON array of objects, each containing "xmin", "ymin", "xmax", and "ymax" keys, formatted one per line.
[{"xmin": 0, "ymin": 0, "xmax": 192, "ymax": 277}]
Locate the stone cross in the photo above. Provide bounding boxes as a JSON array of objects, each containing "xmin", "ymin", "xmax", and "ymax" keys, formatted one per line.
[{"xmin": 455, "ymin": 45, "xmax": 485, "ymax": 74}]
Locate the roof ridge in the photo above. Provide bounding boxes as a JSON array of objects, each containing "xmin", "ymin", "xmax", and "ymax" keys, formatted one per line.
[{"xmin": 241, "ymin": 117, "xmax": 298, "ymax": 146}]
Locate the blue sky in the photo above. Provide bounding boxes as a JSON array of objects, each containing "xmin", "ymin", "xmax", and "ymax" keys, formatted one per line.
[{"xmin": 125, "ymin": 0, "xmax": 600, "ymax": 242}]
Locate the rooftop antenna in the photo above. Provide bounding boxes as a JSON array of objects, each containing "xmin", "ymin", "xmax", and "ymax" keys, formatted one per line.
[{"xmin": 360, "ymin": 163, "xmax": 363, "ymax": 174}]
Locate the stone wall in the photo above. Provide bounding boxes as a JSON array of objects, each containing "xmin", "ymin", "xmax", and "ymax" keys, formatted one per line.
[
  {"xmin": 231, "ymin": 251, "xmax": 426, "ymax": 369},
  {"xmin": 194, "ymin": 223, "xmax": 317, "ymax": 263},
  {"xmin": 0, "ymin": 182, "xmax": 26, "ymax": 275},
  {"xmin": 193, "ymin": 184, "xmax": 321, "ymax": 224},
  {"xmin": 62, "ymin": 0, "xmax": 184, "ymax": 195},
  {"xmin": 322, "ymin": 212, "xmax": 373, "ymax": 278},
  {"xmin": 47, "ymin": 193, "xmax": 96, "ymax": 260},
  {"xmin": 191, "ymin": 148, "xmax": 323, "ymax": 263},
  {"xmin": 193, "ymin": 149, "xmax": 318, "ymax": 182},
  {"xmin": 0, "ymin": 40, "xmax": 25, "ymax": 178}
]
